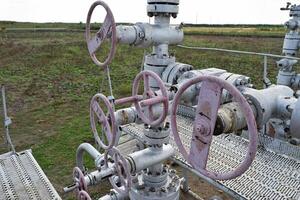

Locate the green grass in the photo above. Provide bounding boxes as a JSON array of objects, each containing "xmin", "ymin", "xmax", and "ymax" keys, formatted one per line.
[{"xmin": 0, "ymin": 24, "xmax": 297, "ymax": 199}]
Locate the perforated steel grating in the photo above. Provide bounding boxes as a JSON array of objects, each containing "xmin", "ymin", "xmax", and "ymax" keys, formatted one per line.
[
  {"xmin": 122, "ymin": 107, "xmax": 300, "ymax": 200},
  {"xmin": 0, "ymin": 150, "xmax": 61, "ymax": 200}
]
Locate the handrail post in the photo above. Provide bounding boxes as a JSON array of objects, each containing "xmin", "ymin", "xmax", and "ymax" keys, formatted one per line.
[
  {"xmin": 1, "ymin": 85, "xmax": 16, "ymax": 153},
  {"xmin": 263, "ymin": 55, "xmax": 269, "ymax": 89}
]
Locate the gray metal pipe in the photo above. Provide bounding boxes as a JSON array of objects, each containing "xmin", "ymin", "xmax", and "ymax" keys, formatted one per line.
[
  {"xmin": 98, "ymin": 190, "xmax": 127, "ymax": 200},
  {"xmin": 63, "ymin": 168, "xmax": 115, "ymax": 193},
  {"xmin": 76, "ymin": 143, "xmax": 102, "ymax": 171},
  {"xmin": 126, "ymin": 144, "xmax": 174, "ymax": 173},
  {"xmin": 116, "ymin": 23, "xmax": 183, "ymax": 47}
]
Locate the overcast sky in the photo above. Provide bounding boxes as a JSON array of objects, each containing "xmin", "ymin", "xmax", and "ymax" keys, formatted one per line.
[{"xmin": 0, "ymin": 0, "xmax": 293, "ymax": 24}]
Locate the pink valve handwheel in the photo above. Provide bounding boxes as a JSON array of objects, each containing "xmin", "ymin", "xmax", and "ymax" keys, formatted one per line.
[
  {"xmin": 86, "ymin": 1, "xmax": 117, "ymax": 68},
  {"xmin": 104, "ymin": 147, "xmax": 132, "ymax": 195},
  {"xmin": 78, "ymin": 191, "xmax": 92, "ymax": 200},
  {"xmin": 170, "ymin": 75, "xmax": 258, "ymax": 180},
  {"xmin": 73, "ymin": 167, "xmax": 88, "ymax": 199},
  {"xmin": 90, "ymin": 93, "xmax": 117, "ymax": 150},
  {"xmin": 115, "ymin": 70, "xmax": 169, "ymax": 127}
]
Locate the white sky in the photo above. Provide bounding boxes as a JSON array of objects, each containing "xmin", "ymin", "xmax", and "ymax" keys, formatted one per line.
[{"xmin": 0, "ymin": 0, "xmax": 293, "ymax": 24}]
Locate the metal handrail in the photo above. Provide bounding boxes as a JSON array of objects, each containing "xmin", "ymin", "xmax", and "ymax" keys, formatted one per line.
[{"xmin": 177, "ymin": 45, "xmax": 300, "ymax": 60}]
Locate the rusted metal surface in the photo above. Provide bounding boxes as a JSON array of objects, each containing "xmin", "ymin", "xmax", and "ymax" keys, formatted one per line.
[{"xmin": 170, "ymin": 76, "xmax": 258, "ymax": 180}]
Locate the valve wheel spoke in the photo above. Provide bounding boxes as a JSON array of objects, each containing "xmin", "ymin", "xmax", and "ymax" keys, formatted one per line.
[
  {"xmin": 104, "ymin": 147, "xmax": 132, "ymax": 195},
  {"xmin": 132, "ymin": 71, "xmax": 169, "ymax": 126},
  {"xmin": 189, "ymin": 80, "xmax": 223, "ymax": 170},
  {"xmin": 90, "ymin": 93, "xmax": 117, "ymax": 150},
  {"xmin": 86, "ymin": 1, "xmax": 117, "ymax": 68},
  {"xmin": 170, "ymin": 75, "xmax": 258, "ymax": 180},
  {"xmin": 73, "ymin": 167, "xmax": 88, "ymax": 199}
]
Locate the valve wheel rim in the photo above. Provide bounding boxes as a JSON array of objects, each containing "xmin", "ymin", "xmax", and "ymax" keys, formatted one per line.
[
  {"xmin": 73, "ymin": 167, "xmax": 88, "ymax": 198},
  {"xmin": 78, "ymin": 190, "xmax": 92, "ymax": 200},
  {"xmin": 104, "ymin": 147, "xmax": 132, "ymax": 194},
  {"xmin": 90, "ymin": 93, "xmax": 117, "ymax": 150},
  {"xmin": 132, "ymin": 70, "xmax": 169, "ymax": 126},
  {"xmin": 86, "ymin": 0, "xmax": 117, "ymax": 68},
  {"xmin": 170, "ymin": 75, "xmax": 258, "ymax": 180}
]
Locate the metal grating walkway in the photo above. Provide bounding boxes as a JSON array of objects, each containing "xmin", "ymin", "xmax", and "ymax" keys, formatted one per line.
[
  {"xmin": 0, "ymin": 150, "xmax": 61, "ymax": 200},
  {"xmin": 122, "ymin": 114, "xmax": 300, "ymax": 200}
]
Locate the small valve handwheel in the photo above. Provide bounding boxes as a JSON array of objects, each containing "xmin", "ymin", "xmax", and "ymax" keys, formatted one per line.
[
  {"xmin": 133, "ymin": 71, "xmax": 169, "ymax": 126},
  {"xmin": 104, "ymin": 147, "xmax": 131, "ymax": 195},
  {"xmin": 90, "ymin": 93, "xmax": 117, "ymax": 150},
  {"xmin": 86, "ymin": 1, "xmax": 117, "ymax": 68},
  {"xmin": 170, "ymin": 75, "xmax": 258, "ymax": 180},
  {"xmin": 78, "ymin": 191, "xmax": 92, "ymax": 200},
  {"xmin": 73, "ymin": 167, "xmax": 88, "ymax": 199},
  {"xmin": 115, "ymin": 70, "xmax": 169, "ymax": 126}
]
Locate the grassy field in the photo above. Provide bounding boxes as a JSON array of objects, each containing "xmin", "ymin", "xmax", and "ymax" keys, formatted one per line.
[{"xmin": 0, "ymin": 24, "xmax": 294, "ymax": 199}]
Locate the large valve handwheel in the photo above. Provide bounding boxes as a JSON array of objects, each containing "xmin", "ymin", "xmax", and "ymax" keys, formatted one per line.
[
  {"xmin": 170, "ymin": 75, "xmax": 258, "ymax": 180},
  {"xmin": 90, "ymin": 93, "xmax": 117, "ymax": 150},
  {"xmin": 86, "ymin": 1, "xmax": 117, "ymax": 68},
  {"xmin": 104, "ymin": 147, "xmax": 131, "ymax": 195},
  {"xmin": 73, "ymin": 167, "xmax": 88, "ymax": 199},
  {"xmin": 78, "ymin": 191, "xmax": 92, "ymax": 200}
]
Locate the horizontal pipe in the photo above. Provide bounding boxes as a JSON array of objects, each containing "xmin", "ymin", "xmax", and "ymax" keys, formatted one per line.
[
  {"xmin": 140, "ymin": 96, "xmax": 166, "ymax": 107},
  {"xmin": 63, "ymin": 168, "xmax": 115, "ymax": 193},
  {"xmin": 126, "ymin": 144, "xmax": 174, "ymax": 173},
  {"xmin": 115, "ymin": 95, "xmax": 142, "ymax": 105},
  {"xmin": 98, "ymin": 189, "xmax": 127, "ymax": 200}
]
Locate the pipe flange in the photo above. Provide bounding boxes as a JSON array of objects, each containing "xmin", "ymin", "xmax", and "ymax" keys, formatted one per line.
[
  {"xmin": 162, "ymin": 62, "xmax": 193, "ymax": 85},
  {"xmin": 145, "ymin": 54, "xmax": 176, "ymax": 66},
  {"xmin": 143, "ymin": 123, "xmax": 170, "ymax": 145},
  {"xmin": 147, "ymin": 0, "xmax": 179, "ymax": 17}
]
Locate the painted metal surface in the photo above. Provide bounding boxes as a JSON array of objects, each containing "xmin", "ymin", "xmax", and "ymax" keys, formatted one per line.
[
  {"xmin": 0, "ymin": 150, "xmax": 61, "ymax": 200},
  {"xmin": 86, "ymin": 1, "xmax": 117, "ymax": 68},
  {"xmin": 76, "ymin": 143, "xmax": 103, "ymax": 172},
  {"xmin": 78, "ymin": 190, "xmax": 92, "ymax": 200},
  {"xmin": 115, "ymin": 70, "xmax": 169, "ymax": 127},
  {"xmin": 122, "ymin": 112, "xmax": 300, "ymax": 199},
  {"xmin": 90, "ymin": 93, "xmax": 117, "ymax": 150},
  {"xmin": 291, "ymin": 98, "xmax": 300, "ymax": 139},
  {"xmin": 170, "ymin": 76, "xmax": 258, "ymax": 180},
  {"xmin": 73, "ymin": 167, "xmax": 88, "ymax": 199},
  {"xmin": 104, "ymin": 147, "xmax": 132, "ymax": 195}
]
